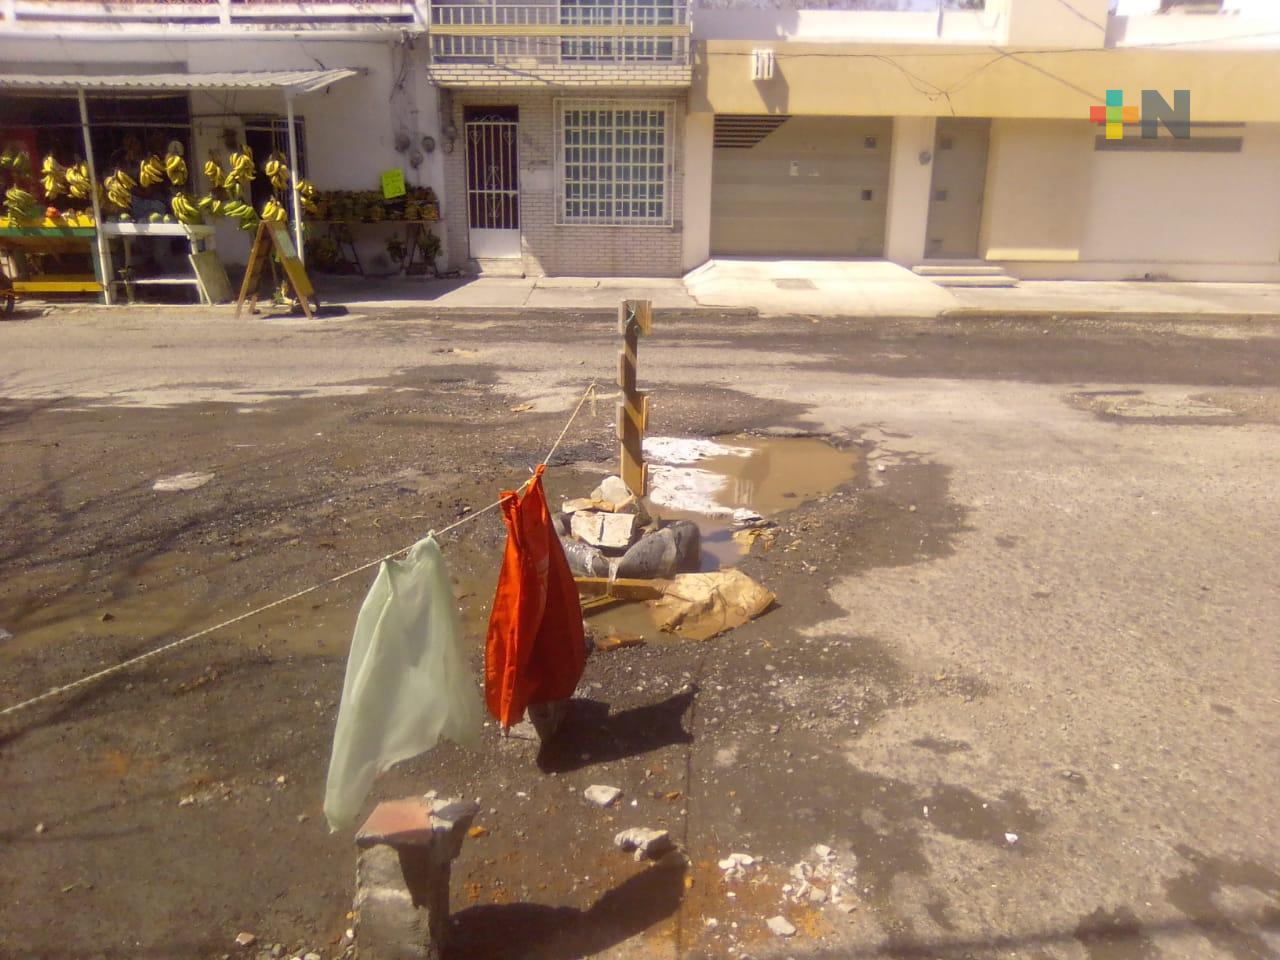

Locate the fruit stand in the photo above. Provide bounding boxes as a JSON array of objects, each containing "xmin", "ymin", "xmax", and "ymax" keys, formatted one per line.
[
  {"xmin": 304, "ymin": 187, "xmax": 443, "ymax": 276},
  {"xmin": 0, "ymin": 69, "xmax": 362, "ymax": 305}
]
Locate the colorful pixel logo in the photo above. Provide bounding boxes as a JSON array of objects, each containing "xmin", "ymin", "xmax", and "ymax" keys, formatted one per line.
[
  {"xmin": 1090, "ymin": 89, "xmax": 1192, "ymax": 140},
  {"xmin": 1090, "ymin": 90, "xmax": 1139, "ymax": 140}
]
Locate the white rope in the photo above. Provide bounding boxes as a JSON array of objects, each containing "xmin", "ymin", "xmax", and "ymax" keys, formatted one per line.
[{"xmin": 0, "ymin": 379, "xmax": 600, "ymax": 719}]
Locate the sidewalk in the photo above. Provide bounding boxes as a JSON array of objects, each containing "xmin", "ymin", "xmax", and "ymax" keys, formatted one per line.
[{"xmin": 316, "ymin": 260, "xmax": 1280, "ymax": 321}]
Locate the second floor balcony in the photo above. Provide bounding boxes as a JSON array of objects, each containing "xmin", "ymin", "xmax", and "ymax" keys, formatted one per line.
[{"xmin": 426, "ymin": 1, "xmax": 692, "ymax": 88}]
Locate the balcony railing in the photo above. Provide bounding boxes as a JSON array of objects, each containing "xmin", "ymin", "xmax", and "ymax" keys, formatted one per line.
[
  {"xmin": 428, "ymin": 2, "xmax": 691, "ymax": 67},
  {"xmin": 1, "ymin": 0, "xmax": 421, "ymax": 29}
]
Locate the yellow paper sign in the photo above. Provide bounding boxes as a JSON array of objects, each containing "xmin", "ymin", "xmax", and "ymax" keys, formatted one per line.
[{"xmin": 380, "ymin": 169, "xmax": 406, "ymax": 200}]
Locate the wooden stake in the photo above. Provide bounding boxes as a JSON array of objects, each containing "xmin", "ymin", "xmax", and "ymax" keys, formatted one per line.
[{"xmin": 616, "ymin": 299, "xmax": 651, "ymax": 497}]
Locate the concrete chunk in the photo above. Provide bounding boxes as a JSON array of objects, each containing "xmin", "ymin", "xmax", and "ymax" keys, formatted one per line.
[
  {"xmin": 614, "ymin": 827, "xmax": 674, "ymax": 862},
  {"xmin": 584, "ymin": 784, "xmax": 623, "ymax": 807},
  {"xmin": 767, "ymin": 916, "xmax": 797, "ymax": 937}
]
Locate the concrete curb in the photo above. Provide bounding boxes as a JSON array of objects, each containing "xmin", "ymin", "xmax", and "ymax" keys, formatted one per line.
[{"xmin": 937, "ymin": 308, "xmax": 1280, "ymax": 323}]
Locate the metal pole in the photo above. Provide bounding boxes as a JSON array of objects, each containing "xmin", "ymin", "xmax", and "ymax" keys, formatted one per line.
[
  {"xmin": 78, "ymin": 88, "xmax": 114, "ymax": 305},
  {"xmin": 284, "ymin": 92, "xmax": 304, "ymax": 265}
]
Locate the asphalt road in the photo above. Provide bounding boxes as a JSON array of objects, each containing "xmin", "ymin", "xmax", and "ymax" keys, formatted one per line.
[{"xmin": 1, "ymin": 304, "xmax": 1277, "ymax": 960}]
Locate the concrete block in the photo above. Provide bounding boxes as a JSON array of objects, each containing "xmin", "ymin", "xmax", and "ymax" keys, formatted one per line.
[{"xmin": 353, "ymin": 796, "xmax": 479, "ymax": 960}]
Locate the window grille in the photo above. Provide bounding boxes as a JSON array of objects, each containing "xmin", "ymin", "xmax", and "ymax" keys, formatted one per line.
[{"xmin": 555, "ymin": 99, "xmax": 674, "ymax": 227}]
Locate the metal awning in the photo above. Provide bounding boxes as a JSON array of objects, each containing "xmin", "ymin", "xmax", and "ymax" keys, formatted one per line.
[
  {"xmin": 0, "ymin": 68, "xmax": 360, "ymax": 299},
  {"xmin": 0, "ymin": 68, "xmax": 362, "ymax": 96}
]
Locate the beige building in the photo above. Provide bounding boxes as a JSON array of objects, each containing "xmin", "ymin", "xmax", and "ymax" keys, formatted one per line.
[{"xmin": 417, "ymin": 0, "xmax": 1280, "ymax": 280}]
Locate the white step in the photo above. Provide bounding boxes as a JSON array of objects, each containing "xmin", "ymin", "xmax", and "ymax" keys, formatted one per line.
[
  {"xmin": 931, "ymin": 275, "xmax": 1020, "ymax": 288},
  {"xmin": 913, "ymin": 264, "xmax": 1009, "ymax": 277},
  {"xmin": 472, "ymin": 258, "xmax": 525, "ymax": 278}
]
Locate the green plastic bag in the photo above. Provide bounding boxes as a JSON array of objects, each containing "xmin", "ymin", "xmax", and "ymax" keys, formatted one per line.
[{"xmin": 324, "ymin": 535, "xmax": 483, "ymax": 831}]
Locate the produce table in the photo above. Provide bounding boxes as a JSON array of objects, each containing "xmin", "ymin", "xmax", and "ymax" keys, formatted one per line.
[
  {"xmin": 0, "ymin": 222, "xmax": 103, "ymax": 295},
  {"xmin": 99, "ymin": 222, "xmax": 223, "ymax": 304},
  {"xmin": 307, "ymin": 218, "xmax": 441, "ymax": 276}
]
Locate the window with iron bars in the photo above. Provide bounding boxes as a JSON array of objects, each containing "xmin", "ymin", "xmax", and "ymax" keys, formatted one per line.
[
  {"xmin": 560, "ymin": 0, "xmax": 680, "ymax": 62},
  {"xmin": 556, "ymin": 100, "xmax": 674, "ymax": 227}
]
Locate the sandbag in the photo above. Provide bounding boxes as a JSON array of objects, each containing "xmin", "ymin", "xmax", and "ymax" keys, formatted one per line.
[
  {"xmin": 615, "ymin": 520, "xmax": 702, "ymax": 580},
  {"xmin": 323, "ymin": 536, "xmax": 483, "ymax": 831}
]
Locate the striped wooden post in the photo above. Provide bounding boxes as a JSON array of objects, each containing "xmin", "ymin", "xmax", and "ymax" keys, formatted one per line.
[{"xmin": 616, "ymin": 299, "xmax": 652, "ymax": 497}]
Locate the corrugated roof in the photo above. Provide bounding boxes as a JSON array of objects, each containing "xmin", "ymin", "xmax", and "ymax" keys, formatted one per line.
[{"xmin": 0, "ymin": 68, "xmax": 362, "ymax": 95}]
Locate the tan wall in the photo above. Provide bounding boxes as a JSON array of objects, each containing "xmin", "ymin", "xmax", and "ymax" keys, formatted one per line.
[
  {"xmin": 442, "ymin": 89, "xmax": 685, "ymax": 276},
  {"xmin": 981, "ymin": 119, "xmax": 1280, "ymax": 275},
  {"xmin": 1005, "ymin": 0, "xmax": 1109, "ymax": 48},
  {"xmin": 695, "ymin": 43, "xmax": 1280, "ymax": 122},
  {"xmin": 682, "ymin": 111, "xmax": 714, "ymax": 271},
  {"xmin": 1080, "ymin": 124, "xmax": 1280, "ymax": 265},
  {"xmin": 884, "ymin": 115, "xmax": 936, "ymax": 265}
]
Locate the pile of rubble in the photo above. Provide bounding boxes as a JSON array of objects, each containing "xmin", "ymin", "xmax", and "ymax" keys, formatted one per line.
[
  {"xmin": 554, "ymin": 474, "xmax": 700, "ymax": 580},
  {"xmin": 781, "ymin": 843, "xmax": 860, "ymax": 912}
]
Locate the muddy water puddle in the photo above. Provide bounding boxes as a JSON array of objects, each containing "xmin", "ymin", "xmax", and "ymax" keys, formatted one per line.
[
  {"xmin": 644, "ymin": 433, "xmax": 860, "ymax": 569},
  {"xmin": 585, "ymin": 433, "xmax": 860, "ymax": 643}
]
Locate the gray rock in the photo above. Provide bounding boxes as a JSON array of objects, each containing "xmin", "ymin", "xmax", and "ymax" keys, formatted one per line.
[
  {"xmin": 767, "ymin": 916, "xmax": 796, "ymax": 938},
  {"xmin": 584, "ymin": 785, "xmax": 622, "ymax": 807},
  {"xmin": 593, "ymin": 475, "xmax": 632, "ymax": 505},
  {"xmin": 614, "ymin": 827, "xmax": 674, "ymax": 862}
]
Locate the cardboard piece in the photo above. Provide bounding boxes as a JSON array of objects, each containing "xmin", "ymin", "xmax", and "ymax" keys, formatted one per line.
[
  {"xmin": 652, "ymin": 570, "xmax": 775, "ymax": 641},
  {"xmin": 188, "ymin": 250, "xmax": 233, "ymax": 304}
]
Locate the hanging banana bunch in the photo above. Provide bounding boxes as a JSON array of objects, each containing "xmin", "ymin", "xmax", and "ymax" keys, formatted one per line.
[
  {"xmin": 164, "ymin": 141, "xmax": 188, "ymax": 187},
  {"xmin": 263, "ymin": 151, "xmax": 291, "ymax": 193},
  {"xmin": 197, "ymin": 194, "xmax": 223, "ymax": 217},
  {"xmin": 202, "ymin": 152, "xmax": 225, "ymax": 190},
  {"xmin": 138, "ymin": 154, "xmax": 166, "ymax": 189},
  {"xmin": 104, "ymin": 171, "xmax": 135, "ymax": 212},
  {"xmin": 4, "ymin": 186, "xmax": 37, "ymax": 222},
  {"xmin": 1, "ymin": 147, "xmax": 33, "ymax": 179},
  {"xmin": 295, "ymin": 178, "xmax": 318, "ymax": 215},
  {"xmin": 224, "ymin": 144, "xmax": 256, "ymax": 191},
  {"xmin": 40, "ymin": 154, "xmax": 68, "ymax": 200},
  {"xmin": 65, "ymin": 162, "xmax": 92, "ymax": 201},
  {"xmin": 261, "ymin": 197, "xmax": 289, "ymax": 223},
  {"xmin": 220, "ymin": 197, "xmax": 259, "ymax": 231},
  {"xmin": 170, "ymin": 192, "xmax": 204, "ymax": 225}
]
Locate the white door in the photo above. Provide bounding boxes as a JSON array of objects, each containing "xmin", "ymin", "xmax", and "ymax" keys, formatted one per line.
[{"xmin": 465, "ymin": 111, "xmax": 521, "ymax": 259}]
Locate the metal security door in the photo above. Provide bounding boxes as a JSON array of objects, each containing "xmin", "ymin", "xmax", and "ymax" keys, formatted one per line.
[
  {"xmin": 465, "ymin": 109, "xmax": 520, "ymax": 259},
  {"xmin": 925, "ymin": 118, "xmax": 991, "ymax": 259}
]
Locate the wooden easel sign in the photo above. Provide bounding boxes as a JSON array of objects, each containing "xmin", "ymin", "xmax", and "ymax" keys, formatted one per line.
[{"xmin": 235, "ymin": 221, "xmax": 318, "ymax": 320}]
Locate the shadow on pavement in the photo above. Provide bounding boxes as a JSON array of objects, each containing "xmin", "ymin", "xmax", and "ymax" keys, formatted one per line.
[
  {"xmin": 535, "ymin": 689, "xmax": 696, "ymax": 774},
  {"xmin": 446, "ymin": 855, "xmax": 686, "ymax": 960}
]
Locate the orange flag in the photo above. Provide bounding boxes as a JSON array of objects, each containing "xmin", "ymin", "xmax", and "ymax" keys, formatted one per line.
[{"xmin": 484, "ymin": 465, "xmax": 586, "ymax": 729}]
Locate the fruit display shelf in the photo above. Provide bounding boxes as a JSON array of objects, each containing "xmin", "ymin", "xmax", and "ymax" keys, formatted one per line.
[
  {"xmin": 0, "ymin": 219, "xmax": 103, "ymax": 295},
  {"xmin": 99, "ymin": 222, "xmax": 215, "ymax": 239}
]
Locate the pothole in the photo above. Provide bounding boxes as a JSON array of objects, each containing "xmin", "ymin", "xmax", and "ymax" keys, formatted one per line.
[{"xmin": 1069, "ymin": 389, "xmax": 1241, "ymax": 423}]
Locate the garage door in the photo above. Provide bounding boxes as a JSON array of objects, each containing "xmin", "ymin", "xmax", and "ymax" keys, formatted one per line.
[{"xmin": 711, "ymin": 115, "xmax": 892, "ymax": 257}]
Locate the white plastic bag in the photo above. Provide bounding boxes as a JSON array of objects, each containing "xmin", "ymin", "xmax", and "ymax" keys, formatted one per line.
[{"xmin": 324, "ymin": 535, "xmax": 483, "ymax": 831}]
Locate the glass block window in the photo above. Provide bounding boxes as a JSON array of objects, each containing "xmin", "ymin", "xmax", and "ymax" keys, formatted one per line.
[{"xmin": 556, "ymin": 100, "xmax": 674, "ymax": 226}]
